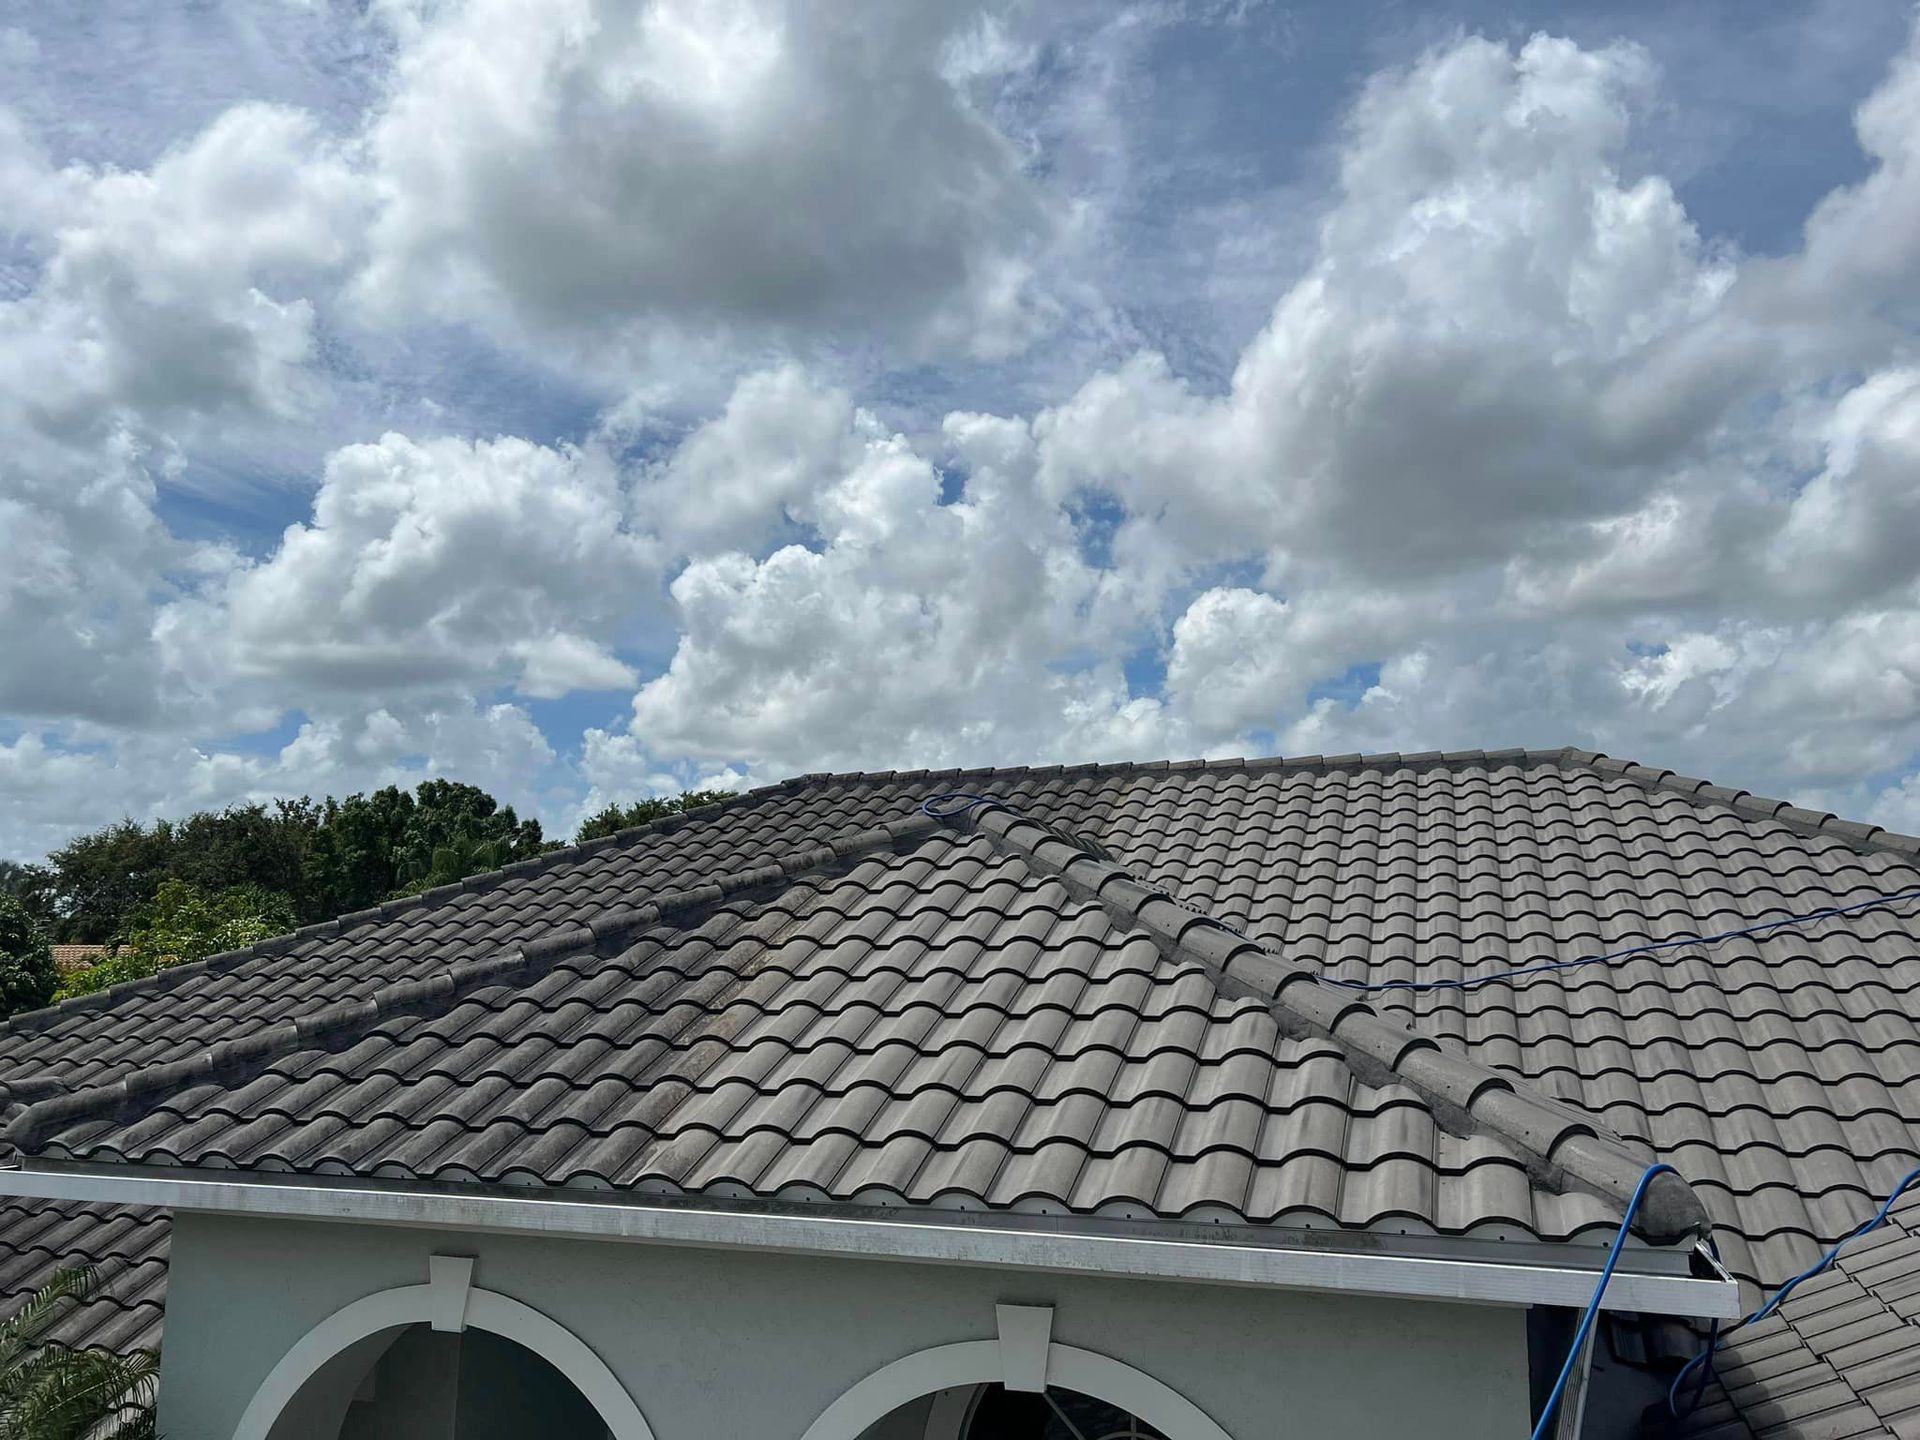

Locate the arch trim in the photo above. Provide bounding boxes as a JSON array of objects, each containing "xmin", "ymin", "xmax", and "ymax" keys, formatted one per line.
[
  {"xmin": 231, "ymin": 1281, "xmax": 654, "ymax": 1440},
  {"xmin": 799, "ymin": 1338, "xmax": 1234, "ymax": 1440}
]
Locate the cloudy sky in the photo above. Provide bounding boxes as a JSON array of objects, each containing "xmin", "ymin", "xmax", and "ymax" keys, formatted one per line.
[{"xmin": 3, "ymin": 0, "xmax": 1919, "ymax": 858}]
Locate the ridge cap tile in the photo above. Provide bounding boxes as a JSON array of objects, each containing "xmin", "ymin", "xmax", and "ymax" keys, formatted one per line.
[{"xmin": 935, "ymin": 800, "xmax": 1711, "ymax": 1244}]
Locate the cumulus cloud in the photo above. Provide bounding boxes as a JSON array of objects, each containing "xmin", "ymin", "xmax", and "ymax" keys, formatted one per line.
[
  {"xmin": 1767, "ymin": 369, "xmax": 1920, "ymax": 601},
  {"xmin": 629, "ymin": 365, "xmax": 860, "ymax": 557},
  {"xmin": 623, "ymin": 21, "xmax": 1920, "ymax": 808},
  {"xmin": 1037, "ymin": 33, "xmax": 1737, "ymax": 582},
  {"xmin": 10, "ymin": 10, "xmax": 1920, "ymax": 860},
  {"xmin": 162, "ymin": 431, "xmax": 659, "ymax": 706},
  {"xmin": 605, "ymin": 406, "xmax": 1155, "ymax": 779},
  {"xmin": 0, "ymin": 98, "xmax": 368, "ymax": 732},
  {"xmin": 0, "ymin": 700, "xmax": 563, "ymax": 863},
  {"xmin": 355, "ymin": 0, "xmax": 1060, "ymax": 362},
  {"xmin": 4, "ymin": 101, "xmax": 364, "ymax": 426}
]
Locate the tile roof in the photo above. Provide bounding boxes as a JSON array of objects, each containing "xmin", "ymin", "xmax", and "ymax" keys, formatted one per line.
[
  {"xmin": 3, "ymin": 746, "xmax": 1919, "ymax": 1391},
  {"xmin": 49, "ymin": 945, "xmax": 107, "ymax": 976},
  {"xmin": 1670, "ymin": 1189, "xmax": 1920, "ymax": 1439},
  {"xmin": 0, "ymin": 1199, "xmax": 167, "ymax": 1352},
  {"xmin": 4, "ymin": 815, "xmax": 1698, "ymax": 1241}
]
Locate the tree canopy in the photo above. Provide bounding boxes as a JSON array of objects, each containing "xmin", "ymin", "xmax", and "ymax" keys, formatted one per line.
[
  {"xmin": 4, "ymin": 780, "xmax": 725, "ymax": 1010},
  {"xmin": 574, "ymin": 791, "xmax": 729, "ymax": 843},
  {"xmin": 53, "ymin": 880, "xmax": 297, "ymax": 1001},
  {"xmin": 17, "ymin": 781, "xmax": 560, "ymax": 944},
  {"xmin": 0, "ymin": 895, "xmax": 56, "ymax": 1021}
]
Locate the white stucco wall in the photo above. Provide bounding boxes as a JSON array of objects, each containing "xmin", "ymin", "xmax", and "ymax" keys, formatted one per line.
[{"xmin": 156, "ymin": 1211, "xmax": 1534, "ymax": 1439}]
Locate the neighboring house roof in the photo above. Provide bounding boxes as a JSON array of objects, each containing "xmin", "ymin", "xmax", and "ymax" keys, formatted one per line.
[
  {"xmin": 49, "ymin": 944, "xmax": 106, "ymax": 975},
  {"xmin": 1672, "ymin": 1188, "xmax": 1920, "ymax": 1438},
  {"xmin": 2, "ymin": 746, "xmax": 1919, "ymax": 1429}
]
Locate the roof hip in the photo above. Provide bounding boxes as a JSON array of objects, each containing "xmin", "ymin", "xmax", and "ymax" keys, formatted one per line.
[{"xmin": 945, "ymin": 799, "xmax": 1714, "ymax": 1248}]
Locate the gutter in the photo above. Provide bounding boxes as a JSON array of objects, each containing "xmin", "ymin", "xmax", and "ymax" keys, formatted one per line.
[{"xmin": 0, "ymin": 1160, "xmax": 1740, "ymax": 1319}]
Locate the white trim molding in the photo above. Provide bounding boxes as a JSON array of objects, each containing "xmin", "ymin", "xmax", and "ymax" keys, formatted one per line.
[
  {"xmin": 231, "ymin": 1267, "xmax": 654, "ymax": 1440},
  {"xmin": 799, "ymin": 1334, "xmax": 1235, "ymax": 1440},
  {"xmin": 0, "ymin": 1161, "xmax": 1742, "ymax": 1319}
]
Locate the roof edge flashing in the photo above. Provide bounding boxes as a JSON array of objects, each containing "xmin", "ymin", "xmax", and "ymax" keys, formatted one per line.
[{"xmin": 0, "ymin": 1161, "xmax": 1742, "ymax": 1319}]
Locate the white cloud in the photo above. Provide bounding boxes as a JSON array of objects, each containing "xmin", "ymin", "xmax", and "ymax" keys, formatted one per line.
[
  {"xmin": 0, "ymin": 99, "xmax": 368, "ymax": 731},
  {"xmin": 6, "ymin": 101, "xmax": 364, "ymax": 425},
  {"xmin": 0, "ymin": 698, "xmax": 565, "ymax": 860},
  {"xmin": 163, "ymin": 430, "xmax": 660, "ymax": 706},
  {"xmin": 1037, "ymin": 33, "xmax": 1737, "ymax": 582},
  {"xmin": 10, "ymin": 12, "xmax": 1920, "ymax": 864},
  {"xmin": 629, "ymin": 365, "xmax": 859, "ymax": 558},
  {"xmin": 355, "ymin": 0, "xmax": 1060, "ymax": 364},
  {"xmin": 599, "ymin": 404, "xmax": 1165, "ymax": 780},
  {"xmin": 1767, "ymin": 369, "xmax": 1920, "ymax": 601}
]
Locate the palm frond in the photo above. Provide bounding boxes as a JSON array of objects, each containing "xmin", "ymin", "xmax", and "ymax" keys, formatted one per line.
[
  {"xmin": 0, "ymin": 1266, "xmax": 161, "ymax": 1440},
  {"xmin": 2, "ymin": 1344, "xmax": 158, "ymax": 1438},
  {"xmin": 0, "ymin": 1269, "xmax": 95, "ymax": 1362}
]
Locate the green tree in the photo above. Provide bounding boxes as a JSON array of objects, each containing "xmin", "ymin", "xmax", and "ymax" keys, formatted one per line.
[
  {"xmin": 0, "ymin": 862, "xmax": 55, "ymax": 934},
  {"xmin": 26, "ymin": 779, "xmax": 554, "ymax": 950},
  {"xmin": 0, "ymin": 895, "xmax": 57, "ymax": 1021},
  {"xmin": 56, "ymin": 880, "xmax": 294, "ymax": 1000},
  {"xmin": 575, "ymin": 791, "xmax": 730, "ymax": 843},
  {"xmin": 391, "ymin": 780, "xmax": 550, "ymax": 893},
  {"xmin": 38, "ymin": 821, "xmax": 175, "ymax": 943},
  {"xmin": 302, "ymin": 781, "xmax": 553, "ymax": 910},
  {"xmin": 166, "ymin": 801, "xmax": 319, "ymax": 917},
  {"xmin": 0, "ymin": 1266, "xmax": 158, "ymax": 1440},
  {"xmin": 302, "ymin": 786, "xmax": 419, "ymax": 919}
]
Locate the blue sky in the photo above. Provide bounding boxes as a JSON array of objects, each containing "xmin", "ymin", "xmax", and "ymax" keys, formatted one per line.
[{"xmin": 3, "ymin": 0, "xmax": 1920, "ymax": 857}]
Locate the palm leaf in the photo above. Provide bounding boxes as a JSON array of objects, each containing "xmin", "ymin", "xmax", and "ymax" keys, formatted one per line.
[
  {"xmin": 3, "ymin": 1345, "xmax": 158, "ymax": 1437},
  {"xmin": 0, "ymin": 1266, "xmax": 161, "ymax": 1439}
]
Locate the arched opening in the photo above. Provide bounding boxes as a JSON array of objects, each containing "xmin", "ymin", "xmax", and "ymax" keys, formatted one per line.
[
  {"xmin": 234, "ymin": 1279, "xmax": 653, "ymax": 1440},
  {"xmin": 801, "ymin": 1339, "xmax": 1231, "ymax": 1440},
  {"xmin": 267, "ymin": 1323, "xmax": 609, "ymax": 1440},
  {"xmin": 864, "ymin": 1382, "xmax": 1173, "ymax": 1440}
]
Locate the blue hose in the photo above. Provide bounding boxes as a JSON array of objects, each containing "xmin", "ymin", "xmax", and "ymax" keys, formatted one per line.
[
  {"xmin": 1532, "ymin": 1163, "xmax": 1676, "ymax": 1440},
  {"xmin": 1668, "ymin": 1167, "xmax": 1920, "ymax": 1419}
]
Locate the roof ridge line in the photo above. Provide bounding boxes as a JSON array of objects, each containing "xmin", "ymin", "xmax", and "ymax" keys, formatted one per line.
[
  {"xmin": 4, "ymin": 813, "xmax": 945, "ymax": 1156},
  {"xmin": 946, "ymin": 803, "xmax": 1711, "ymax": 1247},
  {"xmin": 790, "ymin": 748, "xmax": 1920, "ymax": 865},
  {"xmin": 785, "ymin": 748, "xmax": 1569, "ymax": 795},
  {"xmin": 0, "ymin": 778, "xmax": 815, "ymax": 1038},
  {"xmin": 1557, "ymin": 748, "xmax": 1920, "ymax": 863}
]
